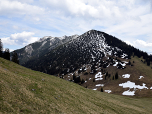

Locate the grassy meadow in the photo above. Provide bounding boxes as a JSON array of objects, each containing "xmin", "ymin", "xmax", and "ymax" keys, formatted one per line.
[{"xmin": 0, "ymin": 57, "xmax": 152, "ymax": 114}]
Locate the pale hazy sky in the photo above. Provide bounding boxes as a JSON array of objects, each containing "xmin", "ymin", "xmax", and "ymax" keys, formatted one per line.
[{"xmin": 0, "ymin": 0, "xmax": 152, "ymax": 53}]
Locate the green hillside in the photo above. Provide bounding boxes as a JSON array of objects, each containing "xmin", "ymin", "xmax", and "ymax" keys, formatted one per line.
[{"xmin": 0, "ymin": 57, "xmax": 152, "ymax": 114}]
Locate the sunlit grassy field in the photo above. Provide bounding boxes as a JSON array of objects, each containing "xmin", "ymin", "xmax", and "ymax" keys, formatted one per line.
[{"xmin": 0, "ymin": 57, "xmax": 152, "ymax": 114}]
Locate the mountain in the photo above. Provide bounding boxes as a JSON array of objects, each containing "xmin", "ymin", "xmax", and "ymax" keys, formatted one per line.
[
  {"xmin": 14, "ymin": 34, "xmax": 79, "ymax": 65},
  {"xmin": 0, "ymin": 57, "xmax": 152, "ymax": 113},
  {"xmin": 16, "ymin": 30, "xmax": 152, "ymax": 97}
]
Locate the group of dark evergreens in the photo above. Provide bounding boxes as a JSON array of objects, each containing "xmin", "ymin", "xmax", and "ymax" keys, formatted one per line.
[
  {"xmin": 0, "ymin": 39, "xmax": 19, "ymax": 64},
  {"xmin": 102, "ymin": 31, "xmax": 152, "ymax": 66}
]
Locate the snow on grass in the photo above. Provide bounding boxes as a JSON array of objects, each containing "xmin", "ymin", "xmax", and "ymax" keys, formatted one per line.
[
  {"xmin": 119, "ymin": 81, "xmax": 148, "ymax": 89},
  {"xmin": 95, "ymin": 78, "xmax": 103, "ymax": 81},
  {"xmin": 107, "ymin": 64, "xmax": 110, "ymax": 68},
  {"xmin": 85, "ymin": 81, "xmax": 87, "ymax": 83},
  {"xmin": 105, "ymin": 90, "xmax": 112, "ymax": 93},
  {"xmin": 113, "ymin": 62, "xmax": 118, "ymax": 66},
  {"xmin": 122, "ymin": 74, "xmax": 130, "ymax": 78},
  {"xmin": 113, "ymin": 62, "xmax": 126, "ymax": 67},
  {"xmin": 96, "ymin": 84, "xmax": 104, "ymax": 87},
  {"xmin": 93, "ymin": 88, "xmax": 97, "ymax": 90},
  {"xmin": 91, "ymin": 54, "xmax": 96, "ymax": 61},
  {"xmin": 122, "ymin": 89, "xmax": 135, "ymax": 96},
  {"xmin": 121, "ymin": 53, "xmax": 128, "ymax": 58},
  {"xmin": 69, "ymin": 73, "xmax": 73, "ymax": 75},
  {"xmin": 95, "ymin": 72, "xmax": 103, "ymax": 81},
  {"xmin": 139, "ymin": 76, "xmax": 144, "ymax": 79},
  {"xmin": 95, "ymin": 72, "xmax": 102, "ymax": 78},
  {"xmin": 89, "ymin": 78, "xmax": 92, "ymax": 80},
  {"xmin": 150, "ymin": 87, "xmax": 152, "ymax": 89},
  {"xmin": 121, "ymin": 63, "xmax": 126, "ymax": 67},
  {"xmin": 123, "ymin": 61, "xmax": 128, "ymax": 64}
]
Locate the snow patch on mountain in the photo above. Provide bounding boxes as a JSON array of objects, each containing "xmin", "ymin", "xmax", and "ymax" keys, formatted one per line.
[
  {"xmin": 95, "ymin": 72, "xmax": 103, "ymax": 81},
  {"xmin": 119, "ymin": 81, "xmax": 149, "ymax": 96},
  {"xmin": 25, "ymin": 45, "xmax": 33, "ymax": 55},
  {"xmin": 37, "ymin": 36, "xmax": 52, "ymax": 42},
  {"xmin": 139, "ymin": 76, "xmax": 144, "ymax": 79},
  {"xmin": 96, "ymin": 84, "xmax": 104, "ymax": 87},
  {"xmin": 122, "ymin": 90, "xmax": 135, "ymax": 96},
  {"xmin": 105, "ymin": 90, "xmax": 112, "ymax": 93},
  {"xmin": 119, "ymin": 81, "xmax": 148, "ymax": 89},
  {"xmin": 39, "ymin": 41, "xmax": 47, "ymax": 48},
  {"xmin": 122, "ymin": 74, "xmax": 130, "ymax": 78},
  {"xmin": 113, "ymin": 62, "xmax": 118, "ymax": 66},
  {"xmin": 93, "ymin": 88, "xmax": 97, "ymax": 90}
]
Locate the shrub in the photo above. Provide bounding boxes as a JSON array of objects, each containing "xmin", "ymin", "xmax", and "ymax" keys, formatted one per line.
[
  {"xmin": 84, "ymin": 72, "xmax": 88, "ymax": 75},
  {"xmin": 93, "ymin": 78, "xmax": 95, "ymax": 82},
  {"xmin": 101, "ymin": 87, "xmax": 103, "ymax": 92},
  {"xmin": 115, "ymin": 72, "xmax": 118, "ymax": 80},
  {"xmin": 81, "ymin": 79, "xmax": 85, "ymax": 84}
]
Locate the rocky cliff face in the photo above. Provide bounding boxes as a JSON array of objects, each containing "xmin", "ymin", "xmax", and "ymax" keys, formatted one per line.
[{"xmin": 14, "ymin": 34, "xmax": 79, "ymax": 64}]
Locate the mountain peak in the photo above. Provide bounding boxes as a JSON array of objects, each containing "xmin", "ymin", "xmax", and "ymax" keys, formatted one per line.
[
  {"xmin": 14, "ymin": 30, "xmax": 152, "ymax": 97},
  {"xmin": 37, "ymin": 36, "xmax": 54, "ymax": 42}
]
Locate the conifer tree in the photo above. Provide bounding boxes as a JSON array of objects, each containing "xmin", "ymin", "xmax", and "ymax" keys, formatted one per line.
[
  {"xmin": 105, "ymin": 75, "xmax": 106, "ymax": 80},
  {"xmin": 12, "ymin": 51, "xmax": 19, "ymax": 64},
  {"xmin": 4, "ymin": 48, "xmax": 10, "ymax": 60},
  {"xmin": 93, "ymin": 78, "xmax": 95, "ymax": 82},
  {"xmin": 81, "ymin": 79, "xmax": 85, "ymax": 84},
  {"xmin": 0, "ymin": 39, "xmax": 3, "ymax": 57},
  {"xmin": 73, "ymin": 73, "xmax": 76, "ymax": 80},
  {"xmin": 112, "ymin": 76, "xmax": 114, "ymax": 80},
  {"xmin": 106, "ymin": 72, "xmax": 108, "ymax": 77},
  {"xmin": 101, "ymin": 87, "xmax": 103, "ymax": 92},
  {"xmin": 128, "ymin": 61, "xmax": 131, "ymax": 65},
  {"xmin": 146, "ymin": 58, "xmax": 150, "ymax": 66},
  {"xmin": 115, "ymin": 72, "xmax": 118, "ymax": 80}
]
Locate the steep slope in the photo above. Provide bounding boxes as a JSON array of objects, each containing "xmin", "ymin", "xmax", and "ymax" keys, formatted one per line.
[
  {"xmin": 22, "ymin": 30, "xmax": 152, "ymax": 97},
  {"xmin": 14, "ymin": 35, "xmax": 78, "ymax": 65},
  {"xmin": 24, "ymin": 30, "xmax": 130, "ymax": 74},
  {"xmin": 0, "ymin": 57, "xmax": 152, "ymax": 114}
]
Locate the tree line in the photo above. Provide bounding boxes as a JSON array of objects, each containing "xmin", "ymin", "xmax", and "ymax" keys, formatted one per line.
[
  {"xmin": 0, "ymin": 39, "xmax": 19, "ymax": 64},
  {"xmin": 101, "ymin": 31, "xmax": 152, "ymax": 66}
]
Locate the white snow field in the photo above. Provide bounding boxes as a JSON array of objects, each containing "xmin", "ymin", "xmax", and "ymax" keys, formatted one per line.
[
  {"xmin": 122, "ymin": 74, "xmax": 130, "ymax": 78},
  {"xmin": 119, "ymin": 81, "xmax": 149, "ymax": 96},
  {"xmin": 119, "ymin": 81, "xmax": 148, "ymax": 89}
]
